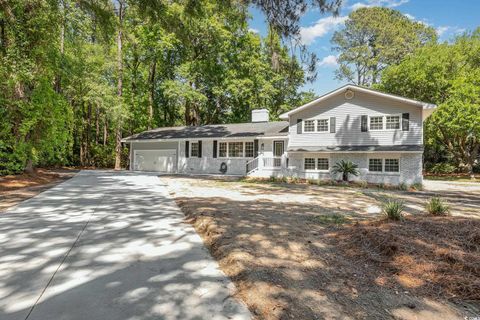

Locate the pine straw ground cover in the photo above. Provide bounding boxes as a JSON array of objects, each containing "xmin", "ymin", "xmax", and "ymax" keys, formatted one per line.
[
  {"xmin": 0, "ymin": 168, "xmax": 77, "ymax": 211},
  {"xmin": 167, "ymin": 176, "xmax": 480, "ymax": 319},
  {"xmin": 336, "ymin": 217, "xmax": 480, "ymax": 302}
]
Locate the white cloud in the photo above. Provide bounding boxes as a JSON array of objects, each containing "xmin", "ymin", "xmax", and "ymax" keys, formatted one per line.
[
  {"xmin": 300, "ymin": 16, "xmax": 348, "ymax": 45},
  {"xmin": 436, "ymin": 26, "xmax": 466, "ymax": 37},
  {"xmin": 349, "ymin": 0, "xmax": 409, "ymax": 10},
  {"xmin": 248, "ymin": 28, "xmax": 259, "ymax": 34},
  {"xmin": 436, "ymin": 26, "xmax": 449, "ymax": 37},
  {"xmin": 318, "ymin": 55, "xmax": 338, "ymax": 67},
  {"xmin": 404, "ymin": 13, "xmax": 415, "ymax": 20}
]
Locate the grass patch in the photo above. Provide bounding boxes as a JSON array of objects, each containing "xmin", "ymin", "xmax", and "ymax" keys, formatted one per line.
[
  {"xmin": 310, "ymin": 213, "xmax": 349, "ymax": 225},
  {"xmin": 425, "ymin": 174, "xmax": 480, "ymax": 182}
]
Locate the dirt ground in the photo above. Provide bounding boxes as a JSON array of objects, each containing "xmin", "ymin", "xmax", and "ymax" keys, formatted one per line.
[
  {"xmin": 164, "ymin": 176, "xmax": 480, "ymax": 320},
  {"xmin": 0, "ymin": 168, "xmax": 78, "ymax": 212}
]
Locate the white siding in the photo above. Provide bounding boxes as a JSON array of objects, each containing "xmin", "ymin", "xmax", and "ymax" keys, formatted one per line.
[
  {"xmin": 288, "ymin": 91, "xmax": 423, "ymax": 148},
  {"xmin": 178, "ymin": 140, "xmax": 253, "ymax": 175},
  {"xmin": 285, "ymin": 152, "xmax": 422, "ymax": 185}
]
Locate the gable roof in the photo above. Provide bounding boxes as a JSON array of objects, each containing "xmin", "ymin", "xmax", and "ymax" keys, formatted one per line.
[
  {"xmin": 122, "ymin": 121, "xmax": 289, "ymax": 142},
  {"xmin": 279, "ymin": 84, "xmax": 437, "ymax": 120}
]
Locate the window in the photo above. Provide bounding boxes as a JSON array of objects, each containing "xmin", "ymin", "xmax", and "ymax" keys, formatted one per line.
[
  {"xmin": 317, "ymin": 119, "xmax": 329, "ymax": 132},
  {"xmin": 370, "ymin": 116, "xmax": 384, "ymax": 130},
  {"xmin": 304, "ymin": 158, "xmax": 316, "ymax": 170},
  {"xmin": 317, "ymin": 158, "xmax": 329, "ymax": 170},
  {"xmin": 304, "ymin": 120, "xmax": 315, "ymax": 132},
  {"xmin": 190, "ymin": 142, "xmax": 199, "ymax": 157},
  {"xmin": 228, "ymin": 142, "xmax": 243, "ymax": 157},
  {"xmin": 369, "ymin": 159, "xmax": 383, "ymax": 172},
  {"xmin": 245, "ymin": 142, "xmax": 254, "ymax": 158},
  {"xmin": 219, "ymin": 142, "xmax": 227, "ymax": 157},
  {"xmin": 386, "ymin": 115, "xmax": 400, "ymax": 130},
  {"xmin": 384, "ymin": 159, "xmax": 399, "ymax": 172}
]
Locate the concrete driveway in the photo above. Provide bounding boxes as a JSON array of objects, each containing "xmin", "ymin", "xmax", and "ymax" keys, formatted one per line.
[{"xmin": 0, "ymin": 171, "xmax": 250, "ymax": 320}]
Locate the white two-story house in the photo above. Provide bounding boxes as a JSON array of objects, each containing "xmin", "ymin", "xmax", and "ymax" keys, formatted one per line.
[{"xmin": 122, "ymin": 85, "xmax": 437, "ymax": 186}]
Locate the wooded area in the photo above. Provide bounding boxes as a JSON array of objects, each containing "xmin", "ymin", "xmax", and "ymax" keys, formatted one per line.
[{"xmin": 1, "ymin": 1, "xmax": 479, "ymax": 176}]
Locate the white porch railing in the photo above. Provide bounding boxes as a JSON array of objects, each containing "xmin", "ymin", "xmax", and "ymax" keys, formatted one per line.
[{"xmin": 246, "ymin": 154, "xmax": 289, "ymax": 175}]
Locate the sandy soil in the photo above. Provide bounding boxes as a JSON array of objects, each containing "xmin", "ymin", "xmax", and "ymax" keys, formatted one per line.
[
  {"xmin": 164, "ymin": 175, "xmax": 480, "ymax": 320},
  {"xmin": 0, "ymin": 168, "xmax": 78, "ymax": 212}
]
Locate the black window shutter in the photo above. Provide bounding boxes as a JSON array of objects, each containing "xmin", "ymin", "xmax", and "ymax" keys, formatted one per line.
[
  {"xmin": 330, "ymin": 117, "xmax": 336, "ymax": 133},
  {"xmin": 361, "ymin": 115, "xmax": 368, "ymax": 132},
  {"xmin": 402, "ymin": 113, "xmax": 410, "ymax": 131},
  {"xmin": 213, "ymin": 140, "xmax": 217, "ymax": 158},
  {"xmin": 297, "ymin": 119, "xmax": 302, "ymax": 134},
  {"xmin": 185, "ymin": 141, "xmax": 189, "ymax": 158},
  {"xmin": 198, "ymin": 140, "xmax": 202, "ymax": 158},
  {"xmin": 254, "ymin": 139, "xmax": 259, "ymax": 157}
]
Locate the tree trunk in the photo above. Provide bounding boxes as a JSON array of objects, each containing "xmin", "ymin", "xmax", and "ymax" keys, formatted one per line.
[
  {"xmin": 95, "ymin": 105, "xmax": 99, "ymax": 144},
  {"xmin": 25, "ymin": 159, "xmax": 34, "ymax": 174},
  {"xmin": 55, "ymin": 0, "xmax": 65, "ymax": 93},
  {"xmin": 103, "ymin": 116, "xmax": 108, "ymax": 146},
  {"xmin": 343, "ymin": 172, "xmax": 348, "ymax": 182},
  {"xmin": 147, "ymin": 60, "xmax": 156, "ymax": 129},
  {"xmin": 114, "ymin": 1, "xmax": 124, "ymax": 170}
]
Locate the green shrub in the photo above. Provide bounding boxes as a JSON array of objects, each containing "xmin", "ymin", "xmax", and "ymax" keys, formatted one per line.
[
  {"xmin": 426, "ymin": 197, "xmax": 450, "ymax": 215},
  {"xmin": 332, "ymin": 160, "xmax": 359, "ymax": 182},
  {"xmin": 398, "ymin": 183, "xmax": 408, "ymax": 191},
  {"xmin": 429, "ymin": 163, "xmax": 456, "ymax": 174},
  {"xmin": 357, "ymin": 180, "xmax": 368, "ymax": 188},
  {"xmin": 377, "ymin": 183, "xmax": 387, "ymax": 189},
  {"xmin": 287, "ymin": 176, "xmax": 301, "ymax": 184},
  {"xmin": 411, "ymin": 183, "xmax": 423, "ymax": 191},
  {"xmin": 382, "ymin": 199, "xmax": 405, "ymax": 221}
]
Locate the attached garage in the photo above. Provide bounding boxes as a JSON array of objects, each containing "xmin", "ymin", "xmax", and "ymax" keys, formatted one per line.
[
  {"xmin": 129, "ymin": 141, "xmax": 178, "ymax": 173},
  {"xmin": 134, "ymin": 149, "xmax": 176, "ymax": 172}
]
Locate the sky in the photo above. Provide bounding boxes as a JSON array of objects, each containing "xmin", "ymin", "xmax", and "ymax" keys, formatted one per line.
[{"xmin": 247, "ymin": 0, "xmax": 480, "ymax": 96}]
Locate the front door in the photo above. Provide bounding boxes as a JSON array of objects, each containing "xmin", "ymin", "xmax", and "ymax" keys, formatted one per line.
[{"xmin": 273, "ymin": 141, "xmax": 284, "ymax": 167}]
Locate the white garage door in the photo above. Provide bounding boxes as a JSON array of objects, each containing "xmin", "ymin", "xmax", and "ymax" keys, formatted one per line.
[{"xmin": 134, "ymin": 149, "xmax": 176, "ymax": 172}]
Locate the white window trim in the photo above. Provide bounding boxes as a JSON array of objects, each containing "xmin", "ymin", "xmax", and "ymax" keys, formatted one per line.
[
  {"xmin": 367, "ymin": 157, "xmax": 400, "ymax": 175},
  {"xmin": 302, "ymin": 118, "xmax": 330, "ymax": 133},
  {"xmin": 368, "ymin": 115, "xmax": 385, "ymax": 131},
  {"xmin": 303, "ymin": 119, "xmax": 316, "ymax": 133},
  {"xmin": 217, "ymin": 140, "xmax": 255, "ymax": 159},
  {"xmin": 316, "ymin": 118, "xmax": 330, "ymax": 133},
  {"xmin": 303, "ymin": 156, "xmax": 330, "ymax": 172},
  {"xmin": 190, "ymin": 141, "xmax": 200, "ymax": 157},
  {"xmin": 368, "ymin": 114, "xmax": 402, "ymax": 132}
]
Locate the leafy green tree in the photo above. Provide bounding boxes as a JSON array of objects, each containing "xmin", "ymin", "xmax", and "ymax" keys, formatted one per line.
[
  {"xmin": 0, "ymin": 0, "xmax": 337, "ymax": 175},
  {"xmin": 332, "ymin": 7, "xmax": 436, "ymax": 86},
  {"xmin": 378, "ymin": 30, "xmax": 480, "ymax": 176}
]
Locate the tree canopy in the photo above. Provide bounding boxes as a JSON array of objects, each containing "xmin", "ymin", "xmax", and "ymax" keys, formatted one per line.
[
  {"xmin": 0, "ymin": 0, "xmax": 332, "ymax": 174},
  {"xmin": 378, "ymin": 30, "xmax": 480, "ymax": 175},
  {"xmin": 332, "ymin": 7, "xmax": 436, "ymax": 86}
]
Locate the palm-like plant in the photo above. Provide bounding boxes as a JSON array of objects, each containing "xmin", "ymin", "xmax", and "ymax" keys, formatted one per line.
[{"xmin": 332, "ymin": 160, "xmax": 359, "ymax": 182}]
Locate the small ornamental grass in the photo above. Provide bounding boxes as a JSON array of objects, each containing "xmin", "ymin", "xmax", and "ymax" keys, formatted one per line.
[
  {"xmin": 426, "ymin": 197, "xmax": 450, "ymax": 216},
  {"xmin": 382, "ymin": 199, "xmax": 405, "ymax": 221}
]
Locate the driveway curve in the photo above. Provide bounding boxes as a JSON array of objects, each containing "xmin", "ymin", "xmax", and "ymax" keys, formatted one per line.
[{"xmin": 0, "ymin": 170, "xmax": 250, "ymax": 320}]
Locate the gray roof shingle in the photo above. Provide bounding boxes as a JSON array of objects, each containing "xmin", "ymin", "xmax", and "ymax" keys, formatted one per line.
[{"xmin": 123, "ymin": 121, "xmax": 289, "ymax": 141}]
